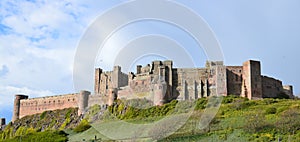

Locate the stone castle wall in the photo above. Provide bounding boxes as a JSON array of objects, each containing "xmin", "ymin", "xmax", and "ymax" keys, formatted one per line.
[
  {"xmin": 13, "ymin": 91, "xmax": 91, "ymax": 122},
  {"xmin": 19, "ymin": 93, "xmax": 79, "ymax": 119},
  {"xmin": 92, "ymin": 59, "xmax": 293, "ymax": 102},
  {"xmin": 88, "ymin": 94, "xmax": 108, "ymax": 108},
  {"xmin": 226, "ymin": 66, "xmax": 243, "ymax": 96},
  {"xmin": 12, "ymin": 59, "xmax": 294, "ymax": 122},
  {"xmin": 261, "ymin": 76, "xmax": 283, "ymax": 98},
  {"xmin": 174, "ymin": 68, "xmax": 209, "ymax": 100},
  {"xmin": 283, "ymin": 85, "xmax": 294, "ymax": 98},
  {"xmin": 94, "ymin": 66, "xmax": 128, "ymax": 95}
]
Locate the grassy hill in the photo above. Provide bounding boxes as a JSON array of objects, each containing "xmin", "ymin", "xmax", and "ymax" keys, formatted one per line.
[
  {"xmin": 69, "ymin": 96, "xmax": 300, "ymax": 142},
  {"xmin": 1, "ymin": 96, "xmax": 300, "ymax": 142}
]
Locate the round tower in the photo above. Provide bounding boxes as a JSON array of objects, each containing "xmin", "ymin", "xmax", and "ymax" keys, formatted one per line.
[
  {"xmin": 78, "ymin": 90, "xmax": 91, "ymax": 115},
  {"xmin": 12, "ymin": 94, "xmax": 28, "ymax": 122},
  {"xmin": 153, "ymin": 77, "xmax": 167, "ymax": 106}
]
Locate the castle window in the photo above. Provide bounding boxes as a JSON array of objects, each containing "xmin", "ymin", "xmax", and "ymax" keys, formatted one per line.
[
  {"xmin": 44, "ymin": 101, "xmax": 46, "ymax": 104},
  {"xmin": 49, "ymin": 101, "xmax": 51, "ymax": 104},
  {"xmin": 58, "ymin": 100, "xmax": 60, "ymax": 103},
  {"xmin": 73, "ymin": 98, "xmax": 75, "ymax": 101},
  {"xmin": 68, "ymin": 99, "xmax": 70, "ymax": 102},
  {"xmin": 53, "ymin": 100, "xmax": 55, "ymax": 103}
]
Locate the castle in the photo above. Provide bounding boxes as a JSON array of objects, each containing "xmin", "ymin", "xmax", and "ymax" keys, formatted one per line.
[{"xmin": 11, "ymin": 60, "xmax": 294, "ymax": 122}]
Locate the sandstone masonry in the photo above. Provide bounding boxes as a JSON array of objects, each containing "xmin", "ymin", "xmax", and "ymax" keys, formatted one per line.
[{"xmin": 12, "ymin": 60, "xmax": 294, "ymax": 122}]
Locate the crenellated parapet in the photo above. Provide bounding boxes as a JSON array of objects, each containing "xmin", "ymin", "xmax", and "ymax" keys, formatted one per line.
[
  {"xmin": 12, "ymin": 90, "xmax": 90, "ymax": 122},
  {"xmin": 12, "ymin": 59, "xmax": 295, "ymax": 122}
]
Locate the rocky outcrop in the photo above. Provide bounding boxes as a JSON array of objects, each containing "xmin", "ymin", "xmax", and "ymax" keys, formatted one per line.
[{"xmin": 11, "ymin": 108, "xmax": 81, "ymax": 132}]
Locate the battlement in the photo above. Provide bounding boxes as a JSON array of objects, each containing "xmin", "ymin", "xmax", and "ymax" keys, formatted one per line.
[
  {"xmin": 12, "ymin": 91, "xmax": 90, "ymax": 122},
  {"xmin": 12, "ymin": 59, "xmax": 294, "ymax": 123}
]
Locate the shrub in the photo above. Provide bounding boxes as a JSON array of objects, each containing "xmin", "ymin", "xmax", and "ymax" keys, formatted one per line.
[
  {"xmin": 195, "ymin": 98, "xmax": 207, "ymax": 110},
  {"xmin": 262, "ymin": 99, "xmax": 278, "ymax": 105},
  {"xmin": 73, "ymin": 119, "xmax": 91, "ymax": 133},
  {"xmin": 222, "ymin": 95, "xmax": 237, "ymax": 104},
  {"xmin": 40, "ymin": 111, "xmax": 47, "ymax": 120},
  {"xmin": 1, "ymin": 130, "xmax": 68, "ymax": 142},
  {"xmin": 59, "ymin": 118, "xmax": 71, "ymax": 130},
  {"xmin": 265, "ymin": 107, "xmax": 277, "ymax": 114}
]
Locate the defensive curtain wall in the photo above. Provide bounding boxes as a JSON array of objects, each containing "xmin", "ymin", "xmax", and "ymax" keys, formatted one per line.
[
  {"xmin": 12, "ymin": 91, "xmax": 90, "ymax": 122},
  {"xmin": 12, "ymin": 60, "xmax": 294, "ymax": 122}
]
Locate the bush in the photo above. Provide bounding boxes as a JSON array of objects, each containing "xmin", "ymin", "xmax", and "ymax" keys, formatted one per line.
[
  {"xmin": 265, "ymin": 107, "xmax": 277, "ymax": 114},
  {"xmin": 222, "ymin": 95, "xmax": 237, "ymax": 104},
  {"xmin": 73, "ymin": 119, "xmax": 91, "ymax": 133},
  {"xmin": 1, "ymin": 130, "xmax": 68, "ymax": 142},
  {"xmin": 195, "ymin": 98, "xmax": 207, "ymax": 110},
  {"xmin": 40, "ymin": 111, "xmax": 47, "ymax": 120},
  {"xmin": 262, "ymin": 99, "xmax": 278, "ymax": 105}
]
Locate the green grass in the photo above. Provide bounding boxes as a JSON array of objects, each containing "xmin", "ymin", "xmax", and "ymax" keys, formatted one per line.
[
  {"xmin": 2, "ymin": 96, "xmax": 300, "ymax": 142},
  {"xmin": 0, "ymin": 130, "xmax": 68, "ymax": 142},
  {"xmin": 66, "ymin": 97, "xmax": 300, "ymax": 141}
]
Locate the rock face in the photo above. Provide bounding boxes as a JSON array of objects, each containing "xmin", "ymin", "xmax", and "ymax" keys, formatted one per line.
[{"xmin": 11, "ymin": 108, "xmax": 80, "ymax": 132}]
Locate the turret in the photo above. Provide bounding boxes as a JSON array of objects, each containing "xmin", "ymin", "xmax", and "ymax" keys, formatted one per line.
[
  {"xmin": 94, "ymin": 68, "xmax": 103, "ymax": 94},
  {"xmin": 112, "ymin": 66, "xmax": 121, "ymax": 88},
  {"xmin": 12, "ymin": 94, "xmax": 28, "ymax": 122},
  {"xmin": 136, "ymin": 65, "xmax": 142, "ymax": 74},
  {"xmin": 152, "ymin": 61, "xmax": 162, "ymax": 75},
  {"xmin": 78, "ymin": 90, "xmax": 91, "ymax": 115}
]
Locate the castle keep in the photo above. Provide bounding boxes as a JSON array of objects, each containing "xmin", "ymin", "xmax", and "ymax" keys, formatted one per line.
[{"xmin": 12, "ymin": 60, "xmax": 294, "ymax": 122}]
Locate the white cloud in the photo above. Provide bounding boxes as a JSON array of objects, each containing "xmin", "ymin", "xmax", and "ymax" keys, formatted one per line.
[
  {"xmin": 0, "ymin": 85, "xmax": 56, "ymax": 118},
  {"xmin": 0, "ymin": 85, "xmax": 55, "ymax": 103},
  {"xmin": 0, "ymin": 0, "xmax": 104, "ymax": 117}
]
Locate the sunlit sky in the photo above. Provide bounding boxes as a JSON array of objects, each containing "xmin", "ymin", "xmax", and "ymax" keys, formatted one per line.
[{"xmin": 1, "ymin": 0, "xmax": 300, "ymax": 121}]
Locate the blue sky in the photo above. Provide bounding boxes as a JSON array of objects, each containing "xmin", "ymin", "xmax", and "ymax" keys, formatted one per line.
[{"xmin": 0, "ymin": 0, "xmax": 300, "ymax": 122}]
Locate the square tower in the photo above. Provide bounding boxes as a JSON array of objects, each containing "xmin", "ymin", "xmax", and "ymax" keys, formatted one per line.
[{"xmin": 242, "ymin": 60, "xmax": 263, "ymax": 99}]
